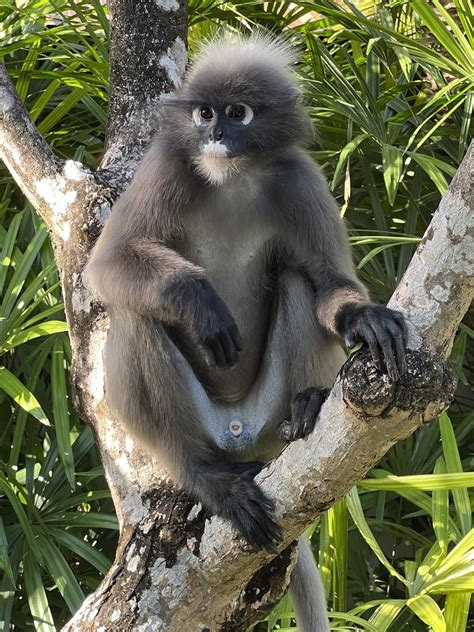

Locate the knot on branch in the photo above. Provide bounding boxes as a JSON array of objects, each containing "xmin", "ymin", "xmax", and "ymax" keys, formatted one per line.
[
  {"xmin": 221, "ymin": 543, "xmax": 297, "ymax": 631},
  {"xmin": 341, "ymin": 348, "xmax": 456, "ymax": 422}
]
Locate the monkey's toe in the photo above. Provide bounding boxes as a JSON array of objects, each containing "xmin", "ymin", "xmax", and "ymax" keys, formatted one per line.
[
  {"xmin": 222, "ymin": 477, "xmax": 282, "ymax": 554},
  {"xmin": 277, "ymin": 387, "xmax": 329, "ymax": 442}
]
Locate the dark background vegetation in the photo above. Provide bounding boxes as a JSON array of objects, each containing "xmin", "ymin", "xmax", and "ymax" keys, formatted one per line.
[{"xmin": 0, "ymin": 1, "xmax": 472, "ymax": 630}]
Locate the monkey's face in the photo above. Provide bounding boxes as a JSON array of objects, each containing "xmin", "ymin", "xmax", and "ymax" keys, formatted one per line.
[
  {"xmin": 190, "ymin": 102, "xmax": 255, "ymax": 185},
  {"xmin": 161, "ymin": 62, "xmax": 312, "ymax": 186}
]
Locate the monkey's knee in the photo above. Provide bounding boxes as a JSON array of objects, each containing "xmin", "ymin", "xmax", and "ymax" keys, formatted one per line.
[{"xmin": 277, "ymin": 387, "xmax": 329, "ymax": 442}]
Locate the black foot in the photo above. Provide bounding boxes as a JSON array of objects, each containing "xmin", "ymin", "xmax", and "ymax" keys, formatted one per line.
[
  {"xmin": 196, "ymin": 461, "xmax": 282, "ymax": 554},
  {"xmin": 277, "ymin": 387, "xmax": 330, "ymax": 442}
]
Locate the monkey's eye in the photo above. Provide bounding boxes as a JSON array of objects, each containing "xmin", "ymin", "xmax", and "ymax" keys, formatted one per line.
[
  {"xmin": 200, "ymin": 106, "xmax": 214, "ymax": 120},
  {"xmin": 192, "ymin": 106, "xmax": 215, "ymax": 126},
  {"xmin": 225, "ymin": 103, "xmax": 254, "ymax": 125}
]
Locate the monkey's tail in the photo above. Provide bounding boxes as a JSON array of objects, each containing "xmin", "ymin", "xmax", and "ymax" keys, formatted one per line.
[{"xmin": 289, "ymin": 536, "xmax": 330, "ymax": 632}]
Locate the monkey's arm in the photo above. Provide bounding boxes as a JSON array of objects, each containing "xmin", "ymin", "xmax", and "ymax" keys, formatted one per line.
[
  {"xmin": 85, "ymin": 227, "xmax": 242, "ymax": 367},
  {"xmin": 273, "ymin": 152, "xmax": 407, "ymax": 380}
]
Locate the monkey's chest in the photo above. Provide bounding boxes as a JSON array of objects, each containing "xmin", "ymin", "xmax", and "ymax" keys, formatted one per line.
[{"xmin": 176, "ymin": 209, "xmax": 275, "ymax": 401}]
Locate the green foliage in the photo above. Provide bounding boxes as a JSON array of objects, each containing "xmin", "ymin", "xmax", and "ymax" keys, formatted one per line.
[{"xmin": 0, "ymin": 0, "xmax": 472, "ymax": 630}]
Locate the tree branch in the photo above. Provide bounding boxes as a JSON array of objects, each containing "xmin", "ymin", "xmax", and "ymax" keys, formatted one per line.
[
  {"xmin": 0, "ymin": 65, "xmax": 106, "ymax": 246},
  {"xmin": 389, "ymin": 141, "xmax": 474, "ymax": 357}
]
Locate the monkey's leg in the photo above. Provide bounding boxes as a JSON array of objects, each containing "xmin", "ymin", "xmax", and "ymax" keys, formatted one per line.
[
  {"xmin": 106, "ymin": 313, "xmax": 282, "ymax": 552},
  {"xmin": 240, "ymin": 270, "xmax": 345, "ymax": 455}
]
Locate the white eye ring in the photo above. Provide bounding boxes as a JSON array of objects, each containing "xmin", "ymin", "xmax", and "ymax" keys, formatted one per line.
[
  {"xmin": 192, "ymin": 106, "xmax": 215, "ymax": 126},
  {"xmin": 225, "ymin": 103, "xmax": 253, "ymax": 125}
]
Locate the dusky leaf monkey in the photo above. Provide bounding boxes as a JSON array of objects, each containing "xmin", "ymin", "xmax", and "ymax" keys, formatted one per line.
[{"xmin": 85, "ymin": 34, "xmax": 407, "ymax": 631}]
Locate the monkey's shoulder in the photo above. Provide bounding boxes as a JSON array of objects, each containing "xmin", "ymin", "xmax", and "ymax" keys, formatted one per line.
[{"xmin": 262, "ymin": 150, "xmax": 337, "ymax": 219}]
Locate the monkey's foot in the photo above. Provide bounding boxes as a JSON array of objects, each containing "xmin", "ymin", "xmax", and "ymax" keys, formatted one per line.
[
  {"xmin": 220, "ymin": 463, "xmax": 283, "ymax": 554},
  {"xmin": 197, "ymin": 461, "xmax": 282, "ymax": 554},
  {"xmin": 277, "ymin": 387, "xmax": 330, "ymax": 442}
]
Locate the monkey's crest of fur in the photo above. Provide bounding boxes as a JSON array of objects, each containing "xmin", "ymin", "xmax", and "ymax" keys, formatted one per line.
[{"xmin": 187, "ymin": 32, "xmax": 299, "ymax": 87}]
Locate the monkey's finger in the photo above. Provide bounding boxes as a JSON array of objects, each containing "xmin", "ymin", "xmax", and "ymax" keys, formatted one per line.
[
  {"xmin": 229, "ymin": 323, "xmax": 244, "ymax": 352},
  {"xmin": 290, "ymin": 393, "xmax": 307, "ymax": 426},
  {"xmin": 218, "ymin": 329, "xmax": 239, "ymax": 366},
  {"xmin": 249, "ymin": 513, "xmax": 283, "ymax": 552},
  {"xmin": 386, "ymin": 320, "xmax": 407, "ymax": 377},
  {"xmin": 205, "ymin": 336, "xmax": 227, "ymax": 368},
  {"xmin": 362, "ymin": 326, "xmax": 383, "ymax": 372},
  {"xmin": 239, "ymin": 501, "xmax": 282, "ymax": 553},
  {"xmin": 344, "ymin": 331, "xmax": 357, "ymax": 348},
  {"xmin": 301, "ymin": 392, "xmax": 324, "ymax": 439},
  {"xmin": 201, "ymin": 346, "xmax": 215, "ymax": 367},
  {"xmin": 370, "ymin": 322, "xmax": 399, "ymax": 381},
  {"xmin": 277, "ymin": 419, "xmax": 293, "ymax": 442},
  {"xmin": 392, "ymin": 311, "xmax": 408, "ymax": 347}
]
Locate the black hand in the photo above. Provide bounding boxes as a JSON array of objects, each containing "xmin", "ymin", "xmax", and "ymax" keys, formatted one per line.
[
  {"xmin": 194, "ymin": 280, "xmax": 243, "ymax": 368},
  {"xmin": 337, "ymin": 304, "xmax": 407, "ymax": 381},
  {"xmin": 160, "ymin": 276, "xmax": 243, "ymax": 368}
]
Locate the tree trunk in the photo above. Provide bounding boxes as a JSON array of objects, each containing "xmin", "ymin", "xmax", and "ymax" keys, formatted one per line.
[{"xmin": 0, "ymin": 2, "xmax": 472, "ymax": 629}]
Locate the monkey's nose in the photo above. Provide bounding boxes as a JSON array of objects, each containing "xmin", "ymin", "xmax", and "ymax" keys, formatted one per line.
[{"xmin": 209, "ymin": 127, "xmax": 224, "ymax": 142}]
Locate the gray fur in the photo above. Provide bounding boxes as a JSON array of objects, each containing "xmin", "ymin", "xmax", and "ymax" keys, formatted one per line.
[
  {"xmin": 290, "ymin": 537, "xmax": 330, "ymax": 632},
  {"xmin": 85, "ymin": 33, "xmax": 406, "ymax": 631}
]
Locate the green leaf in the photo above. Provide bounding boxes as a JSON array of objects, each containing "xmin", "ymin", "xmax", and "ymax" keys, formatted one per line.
[
  {"xmin": 37, "ymin": 87, "xmax": 87, "ymax": 135},
  {"xmin": 44, "ymin": 512, "xmax": 119, "ymax": 530},
  {"xmin": 407, "ymin": 595, "xmax": 446, "ymax": 632},
  {"xmin": 0, "ymin": 515, "xmax": 15, "ymax": 587},
  {"xmin": 0, "ymin": 474, "xmax": 41, "ymax": 562},
  {"xmin": 331, "ymin": 133, "xmax": 369, "ymax": 189},
  {"xmin": 0, "ymin": 366, "xmax": 50, "ymax": 426},
  {"xmin": 37, "ymin": 533, "xmax": 84, "ymax": 614},
  {"xmin": 368, "ymin": 600, "xmax": 406, "ymax": 631},
  {"xmin": 0, "ymin": 538, "xmax": 22, "ymax": 631},
  {"xmin": 432, "ymin": 458, "xmax": 449, "ymax": 555},
  {"xmin": 332, "ymin": 499, "xmax": 348, "ymax": 612},
  {"xmin": 4, "ymin": 320, "xmax": 68, "ymax": 350},
  {"xmin": 439, "ymin": 414, "xmax": 472, "ymax": 535},
  {"xmin": 410, "ymin": 0, "xmax": 473, "ymax": 70},
  {"xmin": 0, "ymin": 224, "xmax": 48, "ymax": 317},
  {"xmin": 50, "ymin": 528, "xmax": 111, "ymax": 576},
  {"xmin": 444, "ymin": 593, "xmax": 472, "ymax": 632},
  {"xmin": 347, "ymin": 487, "xmax": 408, "ymax": 586},
  {"xmin": 23, "ymin": 549, "xmax": 55, "ymax": 632},
  {"xmin": 0, "ymin": 210, "xmax": 23, "ymax": 296},
  {"xmin": 328, "ymin": 611, "xmax": 379, "ymax": 631},
  {"xmin": 51, "ymin": 338, "xmax": 75, "ymax": 490},
  {"xmin": 382, "ymin": 144, "xmax": 402, "ymax": 206},
  {"xmin": 432, "ymin": 530, "xmax": 474, "ymax": 583},
  {"xmin": 358, "ymin": 472, "xmax": 474, "ymax": 491}
]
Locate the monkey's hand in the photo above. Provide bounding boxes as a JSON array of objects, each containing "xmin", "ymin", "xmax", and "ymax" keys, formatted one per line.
[
  {"xmin": 337, "ymin": 304, "xmax": 407, "ymax": 381},
  {"xmin": 160, "ymin": 277, "xmax": 243, "ymax": 368},
  {"xmin": 278, "ymin": 387, "xmax": 330, "ymax": 442}
]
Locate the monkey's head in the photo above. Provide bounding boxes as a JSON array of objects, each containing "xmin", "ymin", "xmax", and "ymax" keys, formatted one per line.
[{"xmin": 160, "ymin": 34, "xmax": 312, "ymax": 185}]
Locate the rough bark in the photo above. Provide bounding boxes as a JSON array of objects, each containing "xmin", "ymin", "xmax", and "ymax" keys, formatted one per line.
[
  {"xmin": 0, "ymin": 2, "xmax": 473, "ymax": 629},
  {"xmin": 101, "ymin": 0, "xmax": 188, "ymax": 188}
]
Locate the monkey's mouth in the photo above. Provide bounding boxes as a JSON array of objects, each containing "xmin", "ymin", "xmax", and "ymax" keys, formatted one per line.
[
  {"xmin": 201, "ymin": 151, "xmax": 235, "ymax": 169},
  {"xmin": 195, "ymin": 144, "xmax": 240, "ymax": 185}
]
